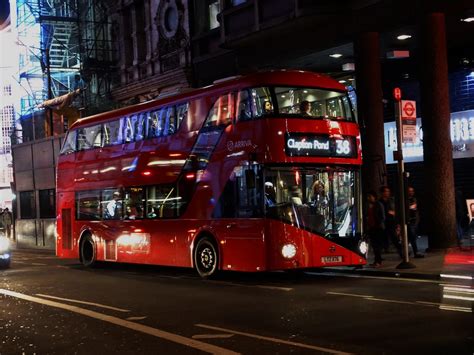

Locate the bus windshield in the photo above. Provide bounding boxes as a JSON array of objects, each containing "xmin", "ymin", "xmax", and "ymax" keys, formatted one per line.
[
  {"xmin": 264, "ymin": 167, "xmax": 359, "ymax": 237},
  {"xmin": 274, "ymin": 87, "xmax": 353, "ymax": 121}
]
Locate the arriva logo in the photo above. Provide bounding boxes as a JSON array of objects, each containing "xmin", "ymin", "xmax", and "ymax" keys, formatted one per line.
[{"xmin": 227, "ymin": 140, "xmax": 252, "ymax": 151}]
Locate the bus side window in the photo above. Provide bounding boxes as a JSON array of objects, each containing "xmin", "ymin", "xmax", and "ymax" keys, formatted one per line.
[
  {"xmin": 77, "ymin": 125, "xmax": 102, "ymax": 150},
  {"xmin": 164, "ymin": 106, "xmax": 176, "ymax": 136},
  {"xmin": 123, "ymin": 187, "xmax": 144, "ymax": 220},
  {"xmin": 135, "ymin": 113, "xmax": 147, "ymax": 141},
  {"xmin": 250, "ymin": 87, "xmax": 273, "ymax": 118},
  {"xmin": 237, "ymin": 90, "xmax": 252, "ymax": 121},
  {"xmin": 124, "ymin": 115, "xmax": 135, "ymax": 143},
  {"xmin": 103, "ymin": 119, "xmax": 123, "ymax": 146},
  {"xmin": 147, "ymin": 110, "xmax": 161, "ymax": 138},
  {"xmin": 60, "ymin": 130, "xmax": 77, "ymax": 154},
  {"xmin": 157, "ymin": 108, "xmax": 166, "ymax": 137},
  {"xmin": 146, "ymin": 185, "xmax": 178, "ymax": 219},
  {"xmin": 76, "ymin": 190, "xmax": 101, "ymax": 220},
  {"xmin": 176, "ymin": 102, "xmax": 188, "ymax": 131},
  {"xmin": 204, "ymin": 93, "xmax": 235, "ymax": 127}
]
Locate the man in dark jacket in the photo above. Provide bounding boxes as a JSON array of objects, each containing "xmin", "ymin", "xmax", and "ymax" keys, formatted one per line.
[
  {"xmin": 407, "ymin": 187, "xmax": 424, "ymax": 258},
  {"xmin": 366, "ymin": 191, "xmax": 385, "ymax": 267},
  {"xmin": 379, "ymin": 186, "xmax": 402, "ymax": 258}
]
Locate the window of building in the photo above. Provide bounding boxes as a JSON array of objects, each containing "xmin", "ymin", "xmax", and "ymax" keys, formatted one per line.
[
  {"xmin": 76, "ymin": 190, "xmax": 101, "ymax": 220},
  {"xmin": 20, "ymin": 191, "xmax": 36, "ymax": 219},
  {"xmin": 103, "ymin": 119, "xmax": 123, "ymax": 146},
  {"xmin": 3, "ymin": 85, "xmax": 12, "ymax": 96},
  {"xmin": 208, "ymin": 1, "xmax": 221, "ymax": 30},
  {"xmin": 39, "ymin": 189, "xmax": 56, "ymax": 218},
  {"xmin": 77, "ymin": 124, "xmax": 102, "ymax": 150}
]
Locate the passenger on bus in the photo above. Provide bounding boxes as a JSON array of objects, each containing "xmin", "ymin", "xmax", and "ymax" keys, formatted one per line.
[
  {"xmin": 264, "ymin": 101, "xmax": 273, "ymax": 114},
  {"xmin": 105, "ymin": 191, "xmax": 122, "ymax": 219},
  {"xmin": 265, "ymin": 182, "xmax": 276, "ymax": 207},
  {"xmin": 147, "ymin": 207, "xmax": 158, "ymax": 218},
  {"xmin": 299, "ymin": 100, "xmax": 312, "ymax": 116}
]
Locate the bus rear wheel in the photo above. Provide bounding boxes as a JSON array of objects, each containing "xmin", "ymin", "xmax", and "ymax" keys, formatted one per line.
[
  {"xmin": 194, "ymin": 237, "xmax": 218, "ymax": 278},
  {"xmin": 80, "ymin": 234, "xmax": 96, "ymax": 268}
]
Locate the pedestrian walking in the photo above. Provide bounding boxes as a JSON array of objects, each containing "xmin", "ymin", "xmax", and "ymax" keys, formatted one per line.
[
  {"xmin": 407, "ymin": 187, "xmax": 424, "ymax": 258},
  {"xmin": 366, "ymin": 191, "xmax": 385, "ymax": 267},
  {"xmin": 379, "ymin": 186, "xmax": 403, "ymax": 258},
  {"xmin": 1, "ymin": 208, "xmax": 13, "ymax": 239},
  {"xmin": 0, "ymin": 208, "xmax": 4, "ymax": 235}
]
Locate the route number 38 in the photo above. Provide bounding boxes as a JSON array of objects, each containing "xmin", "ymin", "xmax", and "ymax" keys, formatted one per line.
[{"xmin": 336, "ymin": 140, "xmax": 351, "ymax": 155}]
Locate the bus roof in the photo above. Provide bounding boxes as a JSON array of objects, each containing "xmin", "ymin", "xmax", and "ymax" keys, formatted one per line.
[{"xmin": 70, "ymin": 70, "xmax": 347, "ymax": 130}]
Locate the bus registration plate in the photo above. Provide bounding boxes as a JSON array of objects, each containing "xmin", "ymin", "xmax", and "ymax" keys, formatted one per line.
[{"xmin": 321, "ymin": 256, "xmax": 343, "ymax": 263}]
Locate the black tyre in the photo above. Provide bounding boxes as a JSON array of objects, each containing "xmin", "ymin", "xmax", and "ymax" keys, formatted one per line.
[
  {"xmin": 194, "ymin": 237, "xmax": 218, "ymax": 278},
  {"xmin": 0, "ymin": 260, "xmax": 10, "ymax": 269},
  {"xmin": 80, "ymin": 234, "xmax": 96, "ymax": 267}
]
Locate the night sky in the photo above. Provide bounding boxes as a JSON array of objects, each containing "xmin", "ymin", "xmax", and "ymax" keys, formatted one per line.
[{"xmin": 0, "ymin": 0, "xmax": 9, "ymax": 27}]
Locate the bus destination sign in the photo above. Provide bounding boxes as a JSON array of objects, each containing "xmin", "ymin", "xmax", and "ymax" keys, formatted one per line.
[{"xmin": 285, "ymin": 133, "xmax": 356, "ymax": 158}]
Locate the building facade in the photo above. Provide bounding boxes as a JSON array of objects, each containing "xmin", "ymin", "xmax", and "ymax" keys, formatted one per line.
[
  {"xmin": 0, "ymin": 16, "xmax": 15, "ymax": 209},
  {"xmin": 10, "ymin": 0, "xmax": 193, "ymax": 249}
]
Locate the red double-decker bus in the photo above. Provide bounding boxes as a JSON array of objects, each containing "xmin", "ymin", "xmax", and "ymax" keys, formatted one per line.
[{"xmin": 56, "ymin": 70, "xmax": 367, "ymax": 277}]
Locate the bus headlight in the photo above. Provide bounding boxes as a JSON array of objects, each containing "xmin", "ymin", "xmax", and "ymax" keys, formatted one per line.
[
  {"xmin": 0, "ymin": 237, "xmax": 10, "ymax": 253},
  {"xmin": 281, "ymin": 243, "xmax": 297, "ymax": 259},
  {"xmin": 358, "ymin": 240, "xmax": 368, "ymax": 255}
]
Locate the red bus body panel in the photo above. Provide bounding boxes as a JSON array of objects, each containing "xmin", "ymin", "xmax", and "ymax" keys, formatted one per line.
[{"xmin": 56, "ymin": 70, "xmax": 365, "ymax": 272}]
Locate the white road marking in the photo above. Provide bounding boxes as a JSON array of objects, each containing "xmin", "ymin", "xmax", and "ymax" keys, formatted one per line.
[
  {"xmin": 307, "ymin": 271, "xmax": 444, "ymax": 284},
  {"xmin": 35, "ymin": 294, "xmax": 131, "ymax": 313},
  {"xmin": 440, "ymin": 274, "xmax": 472, "ymax": 280},
  {"xmin": 203, "ymin": 280, "xmax": 293, "ymax": 292},
  {"xmin": 192, "ymin": 334, "xmax": 235, "ymax": 340},
  {"xmin": 366, "ymin": 298, "xmax": 436, "ymax": 307},
  {"xmin": 443, "ymin": 295, "xmax": 474, "ymax": 302},
  {"xmin": 327, "ymin": 292, "xmax": 374, "ymax": 298},
  {"xmin": 1, "ymin": 289, "xmax": 239, "ymax": 355},
  {"xmin": 255, "ymin": 285, "xmax": 293, "ymax": 292},
  {"xmin": 195, "ymin": 324, "xmax": 352, "ymax": 355},
  {"xmin": 416, "ymin": 301, "xmax": 443, "ymax": 306},
  {"xmin": 12, "ymin": 261, "xmax": 27, "ymax": 264},
  {"xmin": 439, "ymin": 305, "xmax": 472, "ymax": 313},
  {"xmin": 126, "ymin": 316, "xmax": 148, "ymax": 321}
]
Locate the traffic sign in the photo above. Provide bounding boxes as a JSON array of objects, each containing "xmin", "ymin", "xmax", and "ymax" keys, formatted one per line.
[{"xmin": 401, "ymin": 100, "xmax": 416, "ymax": 120}]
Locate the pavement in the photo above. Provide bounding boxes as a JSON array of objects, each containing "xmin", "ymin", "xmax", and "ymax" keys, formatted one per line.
[{"xmin": 328, "ymin": 234, "xmax": 474, "ymax": 281}]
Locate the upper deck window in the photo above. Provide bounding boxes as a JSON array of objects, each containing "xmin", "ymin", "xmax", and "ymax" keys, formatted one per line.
[
  {"xmin": 60, "ymin": 130, "xmax": 77, "ymax": 155},
  {"xmin": 204, "ymin": 93, "xmax": 235, "ymax": 127},
  {"xmin": 237, "ymin": 87, "xmax": 273, "ymax": 121},
  {"xmin": 274, "ymin": 87, "xmax": 354, "ymax": 121},
  {"xmin": 103, "ymin": 119, "xmax": 124, "ymax": 146},
  {"xmin": 77, "ymin": 125, "xmax": 102, "ymax": 151}
]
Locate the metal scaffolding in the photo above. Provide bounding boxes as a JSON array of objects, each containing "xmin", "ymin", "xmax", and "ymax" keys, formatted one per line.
[{"xmin": 14, "ymin": 0, "xmax": 116, "ymax": 141}]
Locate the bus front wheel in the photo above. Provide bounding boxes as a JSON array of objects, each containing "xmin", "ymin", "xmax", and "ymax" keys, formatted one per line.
[
  {"xmin": 194, "ymin": 237, "xmax": 218, "ymax": 278},
  {"xmin": 80, "ymin": 234, "xmax": 96, "ymax": 268}
]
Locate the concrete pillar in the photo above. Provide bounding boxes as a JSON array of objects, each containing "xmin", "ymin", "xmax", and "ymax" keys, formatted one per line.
[
  {"xmin": 419, "ymin": 12, "xmax": 457, "ymax": 248},
  {"xmin": 354, "ymin": 32, "xmax": 387, "ymax": 195}
]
